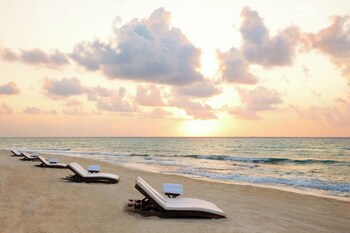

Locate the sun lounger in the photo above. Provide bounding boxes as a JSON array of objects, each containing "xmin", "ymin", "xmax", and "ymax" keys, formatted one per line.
[
  {"xmin": 11, "ymin": 149, "xmax": 22, "ymax": 156},
  {"xmin": 127, "ymin": 177, "xmax": 226, "ymax": 219},
  {"xmin": 65, "ymin": 162, "xmax": 119, "ymax": 183},
  {"xmin": 21, "ymin": 152, "xmax": 39, "ymax": 161},
  {"xmin": 37, "ymin": 156, "xmax": 67, "ymax": 169}
]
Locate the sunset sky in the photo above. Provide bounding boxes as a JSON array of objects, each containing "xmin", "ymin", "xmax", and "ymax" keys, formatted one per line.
[{"xmin": 0, "ymin": 0, "xmax": 349, "ymax": 137}]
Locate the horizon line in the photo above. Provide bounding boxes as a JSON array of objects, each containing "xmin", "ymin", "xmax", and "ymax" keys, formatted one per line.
[{"xmin": 1, "ymin": 136, "xmax": 350, "ymax": 138}]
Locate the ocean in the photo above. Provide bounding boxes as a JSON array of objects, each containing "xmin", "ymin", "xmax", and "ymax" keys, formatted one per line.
[{"xmin": 1, "ymin": 137, "xmax": 349, "ymax": 198}]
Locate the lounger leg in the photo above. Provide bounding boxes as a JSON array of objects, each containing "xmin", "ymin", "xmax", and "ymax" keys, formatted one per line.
[
  {"xmin": 128, "ymin": 198, "xmax": 153, "ymax": 211},
  {"xmin": 64, "ymin": 174, "xmax": 79, "ymax": 180}
]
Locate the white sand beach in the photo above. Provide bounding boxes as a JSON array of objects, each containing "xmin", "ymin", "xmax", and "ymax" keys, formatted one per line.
[{"xmin": 0, "ymin": 150, "xmax": 349, "ymax": 233}]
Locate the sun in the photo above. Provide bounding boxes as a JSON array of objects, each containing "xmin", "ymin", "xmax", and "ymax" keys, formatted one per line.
[{"xmin": 180, "ymin": 120, "xmax": 218, "ymax": 137}]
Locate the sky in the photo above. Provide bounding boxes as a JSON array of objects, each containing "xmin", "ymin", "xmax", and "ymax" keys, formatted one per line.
[{"xmin": 0, "ymin": 0, "xmax": 350, "ymax": 137}]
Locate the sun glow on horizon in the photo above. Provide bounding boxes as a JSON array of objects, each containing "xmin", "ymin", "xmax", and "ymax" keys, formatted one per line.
[{"xmin": 180, "ymin": 120, "xmax": 219, "ymax": 136}]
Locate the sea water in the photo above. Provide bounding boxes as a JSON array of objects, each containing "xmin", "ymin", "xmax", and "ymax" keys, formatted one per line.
[{"xmin": 1, "ymin": 137, "xmax": 349, "ymax": 198}]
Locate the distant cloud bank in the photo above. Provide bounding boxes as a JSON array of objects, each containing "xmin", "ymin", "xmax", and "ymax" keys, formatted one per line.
[
  {"xmin": 230, "ymin": 86, "xmax": 283, "ymax": 119},
  {"xmin": 1, "ymin": 48, "xmax": 68, "ymax": 68},
  {"xmin": 1, "ymin": 6, "xmax": 349, "ymax": 122}
]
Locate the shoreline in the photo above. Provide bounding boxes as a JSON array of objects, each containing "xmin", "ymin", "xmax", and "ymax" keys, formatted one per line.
[
  {"xmin": 1, "ymin": 137, "xmax": 349, "ymax": 201},
  {"xmin": 115, "ymin": 161, "xmax": 350, "ymax": 203},
  {"xmin": 38, "ymin": 150, "xmax": 350, "ymax": 203},
  {"xmin": 159, "ymin": 172, "xmax": 350, "ymax": 203},
  {"xmin": 1, "ymin": 149, "xmax": 349, "ymax": 232}
]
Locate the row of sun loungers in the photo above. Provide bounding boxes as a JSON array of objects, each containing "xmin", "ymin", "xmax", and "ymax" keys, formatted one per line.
[
  {"xmin": 12, "ymin": 150, "xmax": 39, "ymax": 161},
  {"xmin": 12, "ymin": 150, "xmax": 120, "ymax": 183},
  {"xmin": 9, "ymin": 149, "xmax": 226, "ymax": 219}
]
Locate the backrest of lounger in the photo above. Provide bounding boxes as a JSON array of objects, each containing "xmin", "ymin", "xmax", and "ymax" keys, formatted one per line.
[
  {"xmin": 11, "ymin": 150, "xmax": 21, "ymax": 156},
  {"xmin": 38, "ymin": 156, "xmax": 49, "ymax": 165},
  {"xmin": 136, "ymin": 178, "xmax": 166, "ymax": 209},
  {"xmin": 68, "ymin": 162, "xmax": 88, "ymax": 177},
  {"xmin": 136, "ymin": 177, "xmax": 166, "ymax": 201},
  {"xmin": 22, "ymin": 152, "xmax": 31, "ymax": 158}
]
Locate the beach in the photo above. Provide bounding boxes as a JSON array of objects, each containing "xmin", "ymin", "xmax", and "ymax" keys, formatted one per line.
[{"xmin": 0, "ymin": 149, "xmax": 349, "ymax": 233}]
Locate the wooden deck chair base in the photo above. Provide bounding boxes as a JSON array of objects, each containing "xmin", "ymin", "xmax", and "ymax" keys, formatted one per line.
[
  {"xmin": 64, "ymin": 171, "xmax": 118, "ymax": 184},
  {"xmin": 36, "ymin": 163, "xmax": 67, "ymax": 169},
  {"xmin": 127, "ymin": 197, "xmax": 225, "ymax": 219},
  {"xmin": 21, "ymin": 157, "xmax": 39, "ymax": 161}
]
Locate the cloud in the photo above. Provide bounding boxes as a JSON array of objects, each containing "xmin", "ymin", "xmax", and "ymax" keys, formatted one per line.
[
  {"xmin": 92, "ymin": 86, "xmax": 114, "ymax": 97},
  {"xmin": 304, "ymin": 15, "xmax": 350, "ymax": 79},
  {"xmin": 96, "ymin": 98, "xmax": 137, "ymax": 113},
  {"xmin": 0, "ymin": 103, "xmax": 13, "ymax": 114},
  {"xmin": 175, "ymin": 80, "xmax": 222, "ymax": 97},
  {"xmin": 41, "ymin": 76, "xmax": 218, "ymax": 118},
  {"xmin": 296, "ymin": 104, "xmax": 350, "ymax": 126},
  {"xmin": 238, "ymin": 86, "xmax": 282, "ymax": 111},
  {"xmin": 0, "ymin": 82, "xmax": 20, "ymax": 95},
  {"xmin": 334, "ymin": 98, "xmax": 347, "ymax": 104},
  {"xmin": 62, "ymin": 108, "xmax": 89, "ymax": 115},
  {"xmin": 240, "ymin": 7, "xmax": 300, "ymax": 67},
  {"xmin": 63, "ymin": 99, "xmax": 95, "ymax": 115},
  {"xmin": 146, "ymin": 108, "xmax": 173, "ymax": 118},
  {"xmin": 230, "ymin": 86, "xmax": 283, "ymax": 119},
  {"xmin": 136, "ymin": 85, "xmax": 165, "ymax": 106},
  {"xmin": 171, "ymin": 97, "xmax": 217, "ymax": 119},
  {"xmin": 302, "ymin": 65, "xmax": 311, "ymax": 78},
  {"xmin": 23, "ymin": 107, "xmax": 57, "ymax": 115},
  {"xmin": 63, "ymin": 100, "xmax": 90, "ymax": 115},
  {"xmin": 217, "ymin": 48, "xmax": 258, "ymax": 84},
  {"xmin": 1, "ymin": 48, "xmax": 69, "ymax": 67},
  {"xmin": 1, "ymin": 48, "xmax": 18, "ymax": 61},
  {"xmin": 96, "ymin": 87, "xmax": 138, "ymax": 113},
  {"xmin": 69, "ymin": 40, "xmax": 110, "ymax": 71},
  {"xmin": 41, "ymin": 78, "xmax": 138, "ymax": 113},
  {"xmin": 240, "ymin": 7, "xmax": 268, "ymax": 45},
  {"xmin": 230, "ymin": 107, "xmax": 259, "ymax": 120},
  {"xmin": 71, "ymin": 8, "xmax": 204, "ymax": 85},
  {"xmin": 218, "ymin": 7, "xmax": 300, "ymax": 85},
  {"xmin": 86, "ymin": 85, "xmax": 115, "ymax": 101},
  {"xmin": 43, "ymin": 77, "xmax": 85, "ymax": 98},
  {"xmin": 65, "ymin": 99, "xmax": 82, "ymax": 107}
]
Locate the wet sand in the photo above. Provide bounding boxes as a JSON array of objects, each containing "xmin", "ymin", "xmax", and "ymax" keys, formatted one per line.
[{"xmin": 0, "ymin": 150, "xmax": 349, "ymax": 233}]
